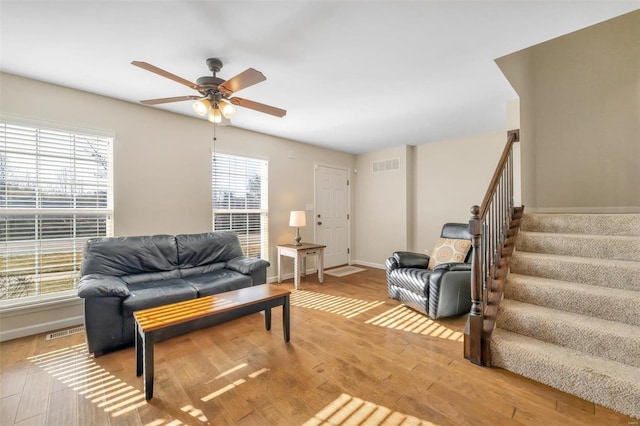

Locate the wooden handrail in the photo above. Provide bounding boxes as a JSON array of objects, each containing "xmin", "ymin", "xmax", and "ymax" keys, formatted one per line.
[
  {"xmin": 479, "ymin": 129, "xmax": 519, "ymax": 218},
  {"xmin": 464, "ymin": 129, "xmax": 520, "ymax": 366}
]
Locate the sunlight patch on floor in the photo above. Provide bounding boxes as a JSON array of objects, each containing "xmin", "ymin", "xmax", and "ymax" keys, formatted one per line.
[
  {"xmin": 27, "ymin": 344, "xmax": 148, "ymax": 418},
  {"xmin": 200, "ymin": 365, "xmax": 270, "ymax": 402},
  {"xmin": 27, "ymin": 345, "xmax": 194, "ymax": 425},
  {"xmin": 303, "ymin": 393, "xmax": 439, "ymax": 426},
  {"xmin": 365, "ymin": 305, "xmax": 464, "ymax": 342},
  {"xmin": 27, "ymin": 344, "xmax": 272, "ymax": 425},
  {"xmin": 291, "ymin": 290, "xmax": 385, "ymax": 318}
]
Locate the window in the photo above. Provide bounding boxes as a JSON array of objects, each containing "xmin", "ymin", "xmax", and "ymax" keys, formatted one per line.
[
  {"xmin": 212, "ymin": 153, "xmax": 268, "ymax": 259},
  {"xmin": 0, "ymin": 120, "xmax": 113, "ymax": 303}
]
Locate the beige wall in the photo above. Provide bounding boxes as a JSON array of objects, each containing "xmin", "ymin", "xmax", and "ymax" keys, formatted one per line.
[
  {"xmin": 497, "ymin": 10, "xmax": 640, "ymax": 212},
  {"xmin": 0, "ymin": 72, "xmax": 355, "ymax": 339},
  {"xmin": 353, "ymin": 132, "xmax": 506, "ymax": 267},
  {"xmin": 353, "ymin": 145, "xmax": 413, "ymax": 267},
  {"xmin": 413, "ymin": 131, "xmax": 506, "ymax": 254}
]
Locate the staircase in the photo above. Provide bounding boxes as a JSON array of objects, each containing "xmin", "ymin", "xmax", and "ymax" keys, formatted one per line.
[{"xmin": 490, "ymin": 213, "xmax": 640, "ymax": 418}]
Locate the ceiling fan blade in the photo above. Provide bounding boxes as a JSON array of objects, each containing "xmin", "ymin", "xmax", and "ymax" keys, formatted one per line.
[
  {"xmin": 230, "ymin": 97, "xmax": 286, "ymax": 117},
  {"xmin": 219, "ymin": 68, "xmax": 266, "ymax": 94},
  {"xmin": 140, "ymin": 95, "xmax": 201, "ymax": 105},
  {"xmin": 132, "ymin": 61, "xmax": 203, "ymax": 91}
]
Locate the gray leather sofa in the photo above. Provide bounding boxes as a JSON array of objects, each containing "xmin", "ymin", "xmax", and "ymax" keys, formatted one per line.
[
  {"xmin": 386, "ymin": 223, "xmax": 472, "ymax": 319},
  {"xmin": 77, "ymin": 231, "xmax": 270, "ymax": 355}
]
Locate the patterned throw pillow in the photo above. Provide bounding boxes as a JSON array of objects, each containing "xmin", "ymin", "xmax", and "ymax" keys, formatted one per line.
[{"xmin": 428, "ymin": 238, "xmax": 471, "ymax": 270}]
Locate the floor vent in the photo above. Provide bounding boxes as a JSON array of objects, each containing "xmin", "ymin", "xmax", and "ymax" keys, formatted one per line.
[{"xmin": 45, "ymin": 326, "xmax": 85, "ymax": 340}]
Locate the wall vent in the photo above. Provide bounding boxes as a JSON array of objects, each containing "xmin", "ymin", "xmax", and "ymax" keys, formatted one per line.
[
  {"xmin": 46, "ymin": 326, "xmax": 85, "ymax": 340},
  {"xmin": 372, "ymin": 158, "xmax": 400, "ymax": 173}
]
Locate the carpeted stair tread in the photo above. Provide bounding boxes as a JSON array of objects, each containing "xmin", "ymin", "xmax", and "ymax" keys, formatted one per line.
[
  {"xmin": 494, "ymin": 212, "xmax": 640, "ymax": 418},
  {"xmin": 521, "ymin": 213, "xmax": 640, "ymax": 236},
  {"xmin": 505, "ymin": 273, "xmax": 640, "ymax": 326},
  {"xmin": 491, "ymin": 328, "xmax": 640, "ymax": 419},
  {"xmin": 511, "ymin": 251, "xmax": 640, "ymax": 291},
  {"xmin": 517, "ymin": 231, "xmax": 640, "ymax": 262},
  {"xmin": 497, "ymin": 299, "xmax": 640, "ymax": 367}
]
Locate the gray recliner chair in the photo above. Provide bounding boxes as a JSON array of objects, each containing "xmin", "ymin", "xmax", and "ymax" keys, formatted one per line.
[{"xmin": 386, "ymin": 223, "xmax": 472, "ymax": 319}]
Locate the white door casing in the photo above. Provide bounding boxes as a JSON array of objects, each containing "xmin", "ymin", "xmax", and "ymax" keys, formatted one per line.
[{"xmin": 314, "ymin": 164, "xmax": 350, "ymax": 268}]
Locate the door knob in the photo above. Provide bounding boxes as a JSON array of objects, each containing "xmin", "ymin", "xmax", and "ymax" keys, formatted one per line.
[{"xmin": 317, "ymin": 221, "xmax": 322, "ymax": 225}]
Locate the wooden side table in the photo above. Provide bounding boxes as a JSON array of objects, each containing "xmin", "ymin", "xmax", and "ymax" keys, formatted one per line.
[{"xmin": 277, "ymin": 243, "xmax": 326, "ymax": 289}]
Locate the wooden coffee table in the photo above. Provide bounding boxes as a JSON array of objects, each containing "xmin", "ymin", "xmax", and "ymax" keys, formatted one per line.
[{"xmin": 134, "ymin": 284, "xmax": 291, "ymax": 400}]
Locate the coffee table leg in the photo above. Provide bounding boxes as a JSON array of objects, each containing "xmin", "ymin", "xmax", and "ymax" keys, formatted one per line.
[
  {"xmin": 265, "ymin": 308, "xmax": 272, "ymax": 330},
  {"xmin": 135, "ymin": 322, "xmax": 143, "ymax": 377},
  {"xmin": 283, "ymin": 295, "xmax": 290, "ymax": 342},
  {"xmin": 143, "ymin": 331, "xmax": 154, "ymax": 400}
]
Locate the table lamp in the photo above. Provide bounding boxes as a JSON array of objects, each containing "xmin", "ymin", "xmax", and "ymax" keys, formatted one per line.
[{"xmin": 289, "ymin": 211, "xmax": 306, "ymax": 246}]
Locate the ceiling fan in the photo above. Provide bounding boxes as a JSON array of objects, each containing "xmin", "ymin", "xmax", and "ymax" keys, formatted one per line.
[{"xmin": 132, "ymin": 57, "xmax": 286, "ymax": 123}]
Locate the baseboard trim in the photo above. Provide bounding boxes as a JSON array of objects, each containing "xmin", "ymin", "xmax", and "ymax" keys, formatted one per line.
[
  {"xmin": 527, "ymin": 206, "xmax": 640, "ymax": 214},
  {"xmin": 351, "ymin": 260, "xmax": 385, "ymax": 270},
  {"xmin": 0, "ymin": 315, "xmax": 84, "ymax": 342},
  {"xmin": 267, "ymin": 269, "xmax": 317, "ymax": 284}
]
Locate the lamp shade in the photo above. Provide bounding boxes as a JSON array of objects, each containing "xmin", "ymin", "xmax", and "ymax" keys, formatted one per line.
[
  {"xmin": 193, "ymin": 98, "xmax": 211, "ymax": 116},
  {"xmin": 219, "ymin": 99, "xmax": 236, "ymax": 119},
  {"xmin": 289, "ymin": 211, "xmax": 306, "ymax": 227},
  {"xmin": 208, "ymin": 107, "xmax": 222, "ymax": 123}
]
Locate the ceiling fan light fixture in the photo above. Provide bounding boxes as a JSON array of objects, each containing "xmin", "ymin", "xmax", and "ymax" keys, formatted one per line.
[
  {"xmin": 208, "ymin": 105, "xmax": 222, "ymax": 123},
  {"xmin": 219, "ymin": 99, "xmax": 236, "ymax": 119},
  {"xmin": 133, "ymin": 58, "xmax": 286, "ymax": 121},
  {"xmin": 193, "ymin": 98, "xmax": 211, "ymax": 116}
]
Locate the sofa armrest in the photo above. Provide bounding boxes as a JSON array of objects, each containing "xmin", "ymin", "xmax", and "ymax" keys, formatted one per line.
[
  {"xmin": 429, "ymin": 263, "xmax": 471, "ymax": 289},
  {"xmin": 77, "ymin": 274, "xmax": 130, "ymax": 298},
  {"xmin": 428, "ymin": 265, "xmax": 472, "ymax": 318},
  {"xmin": 392, "ymin": 251, "xmax": 430, "ymax": 269},
  {"xmin": 432, "ymin": 262, "xmax": 471, "ymax": 272},
  {"xmin": 225, "ymin": 257, "xmax": 270, "ymax": 275}
]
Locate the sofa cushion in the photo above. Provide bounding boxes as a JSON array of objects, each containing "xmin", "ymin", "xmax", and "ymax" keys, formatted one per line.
[
  {"xmin": 121, "ymin": 269, "xmax": 181, "ymax": 285},
  {"xmin": 122, "ymin": 278, "xmax": 197, "ymax": 317},
  {"xmin": 388, "ymin": 268, "xmax": 432, "ymax": 297},
  {"xmin": 182, "ymin": 269, "xmax": 252, "ymax": 297},
  {"xmin": 176, "ymin": 232, "xmax": 244, "ymax": 268},
  {"xmin": 428, "ymin": 238, "xmax": 471, "ymax": 270},
  {"xmin": 81, "ymin": 234, "xmax": 178, "ymax": 277},
  {"xmin": 179, "ymin": 262, "xmax": 226, "ymax": 278}
]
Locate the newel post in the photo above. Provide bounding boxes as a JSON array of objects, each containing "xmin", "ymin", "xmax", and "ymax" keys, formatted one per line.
[{"xmin": 467, "ymin": 205, "xmax": 483, "ymax": 365}]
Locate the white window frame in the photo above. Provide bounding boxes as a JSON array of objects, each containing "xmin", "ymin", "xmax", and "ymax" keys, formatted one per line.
[
  {"xmin": 211, "ymin": 152, "xmax": 268, "ymax": 260},
  {"xmin": 0, "ymin": 117, "xmax": 114, "ymax": 308}
]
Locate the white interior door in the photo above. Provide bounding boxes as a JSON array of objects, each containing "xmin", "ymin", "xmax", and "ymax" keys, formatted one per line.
[{"xmin": 315, "ymin": 165, "xmax": 349, "ymax": 268}]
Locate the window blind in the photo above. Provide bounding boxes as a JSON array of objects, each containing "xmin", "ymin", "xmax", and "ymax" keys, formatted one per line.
[
  {"xmin": 211, "ymin": 153, "xmax": 268, "ymax": 260},
  {"xmin": 1, "ymin": 121, "xmax": 113, "ymax": 301}
]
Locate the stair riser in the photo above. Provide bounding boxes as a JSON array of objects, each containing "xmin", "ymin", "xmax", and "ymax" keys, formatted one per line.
[
  {"xmin": 505, "ymin": 277, "xmax": 640, "ymax": 327},
  {"xmin": 496, "ymin": 305, "xmax": 640, "ymax": 368},
  {"xmin": 521, "ymin": 214, "xmax": 640, "ymax": 236},
  {"xmin": 516, "ymin": 232, "xmax": 640, "ymax": 262},
  {"xmin": 491, "ymin": 336, "xmax": 640, "ymax": 419},
  {"xmin": 511, "ymin": 254, "xmax": 640, "ymax": 291},
  {"xmin": 495, "ymin": 213, "xmax": 640, "ymax": 419}
]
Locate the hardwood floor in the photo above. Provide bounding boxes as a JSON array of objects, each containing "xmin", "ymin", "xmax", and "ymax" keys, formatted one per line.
[{"xmin": 0, "ymin": 267, "xmax": 635, "ymax": 425}]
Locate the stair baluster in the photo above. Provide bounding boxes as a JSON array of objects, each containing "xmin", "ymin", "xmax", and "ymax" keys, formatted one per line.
[{"xmin": 464, "ymin": 129, "xmax": 520, "ymax": 365}]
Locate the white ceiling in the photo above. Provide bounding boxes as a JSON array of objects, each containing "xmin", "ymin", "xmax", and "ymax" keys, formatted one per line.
[{"xmin": 1, "ymin": 1, "xmax": 638, "ymax": 154}]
